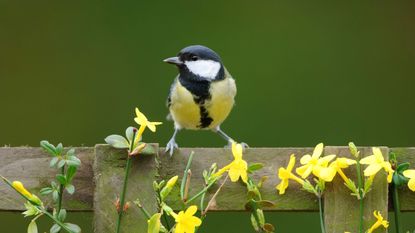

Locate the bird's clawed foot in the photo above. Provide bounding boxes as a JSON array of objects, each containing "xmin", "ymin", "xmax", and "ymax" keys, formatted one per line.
[
  {"xmin": 165, "ymin": 138, "xmax": 179, "ymax": 157},
  {"xmin": 225, "ymin": 140, "xmax": 249, "ymax": 150}
]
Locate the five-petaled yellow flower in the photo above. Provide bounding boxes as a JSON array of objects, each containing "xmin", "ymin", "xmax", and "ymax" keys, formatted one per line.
[
  {"xmin": 367, "ymin": 211, "xmax": 389, "ymax": 233},
  {"xmin": 134, "ymin": 107, "xmax": 162, "ymax": 141},
  {"xmin": 360, "ymin": 147, "xmax": 394, "ymax": 183},
  {"xmin": 171, "ymin": 205, "xmax": 202, "ymax": 233},
  {"xmin": 276, "ymin": 154, "xmax": 305, "ymax": 195},
  {"xmin": 12, "ymin": 181, "xmax": 42, "ymax": 205},
  {"xmin": 135, "ymin": 107, "xmax": 162, "ymax": 131},
  {"xmin": 296, "ymin": 143, "xmax": 336, "ymax": 179},
  {"xmin": 319, "ymin": 158, "xmax": 356, "ymax": 182},
  {"xmin": 403, "ymin": 169, "xmax": 415, "ymax": 192},
  {"xmin": 213, "ymin": 142, "xmax": 248, "ymax": 183}
]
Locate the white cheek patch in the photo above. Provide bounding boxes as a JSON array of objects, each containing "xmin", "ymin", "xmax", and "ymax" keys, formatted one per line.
[{"xmin": 185, "ymin": 60, "xmax": 221, "ymax": 80}]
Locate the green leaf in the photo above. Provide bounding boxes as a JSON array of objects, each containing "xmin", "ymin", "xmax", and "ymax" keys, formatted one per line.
[
  {"xmin": 246, "ymin": 190, "xmax": 257, "ymax": 200},
  {"xmin": 393, "ymin": 173, "xmax": 403, "ymax": 186},
  {"xmin": 57, "ymin": 159, "xmax": 66, "ymax": 168},
  {"xmin": 50, "ymin": 157, "xmax": 59, "ymax": 168},
  {"xmin": 66, "ymin": 184, "xmax": 75, "ymax": 195},
  {"xmin": 39, "ymin": 187, "xmax": 53, "ymax": 195},
  {"xmin": 52, "ymin": 191, "xmax": 59, "ymax": 202},
  {"xmin": 40, "ymin": 140, "xmax": 56, "ymax": 156},
  {"xmin": 64, "ymin": 223, "xmax": 81, "ymax": 233},
  {"xmin": 256, "ymin": 200, "xmax": 275, "ymax": 208},
  {"xmin": 140, "ymin": 143, "xmax": 156, "ymax": 155},
  {"xmin": 56, "ymin": 143, "xmax": 63, "ymax": 156},
  {"xmin": 66, "ymin": 148, "xmax": 75, "ymax": 157},
  {"xmin": 263, "ymin": 223, "xmax": 275, "ymax": 233},
  {"xmin": 27, "ymin": 221, "xmax": 38, "ymax": 233},
  {"xmin": 104, "ymin": 135, "xmax": 129, "ymax": 149},
  {"xmin": 258, "ymin": 176, "xmax": 268, "ymax": 188},
  {"xmin": 147, "ymin": 213, "xmax": 162, "ymax": 233},
  {"xmin": 58, "ymin": 209, "xmax": 67, "ymax": 222},
  {"xmin": 248, "ymin": 163, "xmax": 264, "ymax": 173},
  {"xmin": 56, "ymin": 174, "xmax": 67, "ymax": 185},
  {"xmin": 250, "ymin": 214, "xmax": 260, "ymax": 231},
  {"xmin": 66, "ymin": 156, "xmax": 81, "ymax": 167},
  {"xmin": 50, "ymin": 224, "xmax": 61, "ymax": 233},
  {"xmin": 389, "ymin": 151, "xmax": 397, "ymax": 163},
  {"xmin": 22, "ymin": 202, "xmax": 41, "ymax": 217},
  {"xmin": 256, "ymin": 209, "xmax": 265, "ymax": 226},
  {"xmin": 125, "ymin": 126, "xmax": 135, "ymax": 144},
  {"xmin": 393, "ymin": 173, "xmax": 409, "ymax": 187},
  {"xmin": 66, "ymin": 166, "xmax": 77, "ymax": 183},
  {"xmin": 397, "ymin": 162, "xmax": 410, "ymax": 173}
]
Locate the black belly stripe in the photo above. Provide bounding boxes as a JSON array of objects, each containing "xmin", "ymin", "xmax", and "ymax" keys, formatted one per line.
[
  {"xmin": 178, "ymin": 75, "xmax": 214, "ymax": 128},
  {"xmin": 198, "ymin": 106, "xmax": 213, "ymax": 128}
]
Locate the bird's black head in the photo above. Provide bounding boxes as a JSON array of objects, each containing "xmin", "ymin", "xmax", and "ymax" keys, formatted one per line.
[{"xmin": 164, "ymin": 45, "xmax": 225, "ymax": 81}]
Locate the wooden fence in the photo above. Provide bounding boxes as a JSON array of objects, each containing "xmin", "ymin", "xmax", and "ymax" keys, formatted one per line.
[{"xmin": 1, "ymin": 145, "xmax": 414, "ymax": 233}]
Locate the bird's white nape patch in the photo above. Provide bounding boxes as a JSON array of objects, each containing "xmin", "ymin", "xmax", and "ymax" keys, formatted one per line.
[{"xmin": 185, "ymin": 60, "xmax": 221, "ymax": 80}]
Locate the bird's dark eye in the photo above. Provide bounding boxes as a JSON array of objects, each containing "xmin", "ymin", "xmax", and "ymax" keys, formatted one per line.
[{"xmin": 190, "ymin": 55, "xmax": 198, "ymax": 61}]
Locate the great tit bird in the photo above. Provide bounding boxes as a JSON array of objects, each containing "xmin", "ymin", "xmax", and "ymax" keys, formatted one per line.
[{"xmin": 164, "ymin": 45, "xmax": 238, "ymax": 156}]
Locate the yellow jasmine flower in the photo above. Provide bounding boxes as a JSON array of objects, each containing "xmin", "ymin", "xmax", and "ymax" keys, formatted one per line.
[
  {"xmin": 134, "ymin": 107, "xmax": 162, "ymax": 136},
  {"xmin": 213, "ymin": 142, "xmax": 248, "ymax": 183},
  {"xmin": 319, "ymin": 158, "xmax": 356, "ymax": 182},
  {"xmin": 12, "ymin": 181, "xmax": 42, "ymax": 205},
  {"xmin": 166, "ymin": 175, "xmax": 179, "ymax": 189},
  {"xmin": 296, "ymin": 143, "xmax": 336, "ymax": 179},
  {"xmin": 12, "ymin": 181, "xmax": 33, "ymax": 199},
  {"xmin": 276, "ymin": 154, "xmax": 305, "ymax": 195},
  {"xmin": 367, "ymin": 211, "xmax": 389, "ymax": 233},
  {"xmin": 403, "ymin": 169, "xmax": 415, "ymax": 192},
  {"xmin": 171, "ymin": 205, "xmax": 202, "ymax": 233},
  {"xmin": 160, "ymin": 175, "xmax": 179, "ymax": 200},
  {"xmin": 360, "ymin": 147, "xmax": 394, "ymax": 183}
]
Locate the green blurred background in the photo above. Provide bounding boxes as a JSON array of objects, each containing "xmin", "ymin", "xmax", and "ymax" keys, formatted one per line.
[{"xmin": 1, "ymin": 1, "xmax": 415, "ymax": 232}]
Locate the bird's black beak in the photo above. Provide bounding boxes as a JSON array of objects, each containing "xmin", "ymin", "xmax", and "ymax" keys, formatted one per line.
[{"xmin": 163, "ymin": 56, "xmax": 183, "ymax": 65}]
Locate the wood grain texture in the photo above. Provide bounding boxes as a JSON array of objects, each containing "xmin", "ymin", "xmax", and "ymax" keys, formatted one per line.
[
  {"xmin": 0, "ymin": 146, "xmax": 414, "ymax": 215},
  {"xmin": 0, "ymin": 147, "xmax": 94, "ymax": 211},
  {"xmin": 324, "ymin": 146, "xmax": 389, "ymax": 233},
  {"xmin": 93, "ymin": 144, "xmax": 159, "ymax": 233}
]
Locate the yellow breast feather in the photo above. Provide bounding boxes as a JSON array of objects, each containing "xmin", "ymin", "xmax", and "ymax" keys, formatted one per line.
[
  {"xmin": 206, "ymin": 77, "xmax": 236, "ymax": 129},
  {"xmin": 169, "ymin": 80, "xmax": 201, "ymax": 129}
]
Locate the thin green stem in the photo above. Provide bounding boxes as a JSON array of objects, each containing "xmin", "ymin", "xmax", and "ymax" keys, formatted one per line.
[
  {"xmin": 42, "ymin": 208, "xmax": 73, "ymax": 232},
  {"xmin": 57, "ymin": 166, "xmax": 65, "ymax": 233},
  {"xmin": 318, "ymin": 195, "xmax": 326, "ymax": 233},
  {"xmin": 356, "ymin": 159, "xmax": 364, "ymax": 233},
  {"xmin": 185, "ymin": 178, "xmax": 218, "ymax": 205},
  {"xmin": 157, "ymin": 191, "xmax": 171, "ymax": 230},
  {"xmin": 200, "ymin": 192, "xmax": 206, "ymax": 214},
  {"xmin": 115, "ymin": 130, "xmax": 136, "ymax": 233},
  {"xmin": 57, "ymin": 166, "xmax": 65, "ymax": 214},
  {"xmin": 181, "ymin": 151, "xmax": 194, "ymax": 200},
  {"xmin": 392, "ymin": 184, "xmax": 402, "ymax": 233},
  {"xmin": 134, "ymin": 201, "xmax": 151, "ymax": 220}
]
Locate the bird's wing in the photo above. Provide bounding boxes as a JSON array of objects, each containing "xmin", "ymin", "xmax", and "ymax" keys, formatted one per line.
[
  {"xmin": 166, "ymin": 75, "xmax": 179, "ymax": 121},
  {"xmin": 224, "ymin": 67, "xmax": 237, "ymax": 97},
  {"xmin": 166, "ymin": 75, "xmax": 179, "ymax": 108}
]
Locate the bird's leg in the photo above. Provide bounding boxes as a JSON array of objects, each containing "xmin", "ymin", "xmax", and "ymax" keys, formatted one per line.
[
  {"xmin": 214, "ymin": 126, "xmax": 249, "ymax": 148},
  {"xmin": 215, "ymin": 127, "xmax": 234, "ymax": 145},
  {"xmin": 165, "ymin": 129, "xmax": 179, "ymax": 156}
]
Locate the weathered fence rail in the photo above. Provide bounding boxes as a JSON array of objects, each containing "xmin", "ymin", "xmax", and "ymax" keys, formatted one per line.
[{"xmin": 1, "ymin": 145, "xmax": 414, "ymax": 233}]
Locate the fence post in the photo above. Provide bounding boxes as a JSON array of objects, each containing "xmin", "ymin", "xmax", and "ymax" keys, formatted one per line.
[
  {"xmin": 324, "ymin": 146, "xmax": 389, "ymax": 233},
  {"xmin": 93, "ymin": 144, "xmax": 159, "ymax": 233}
]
